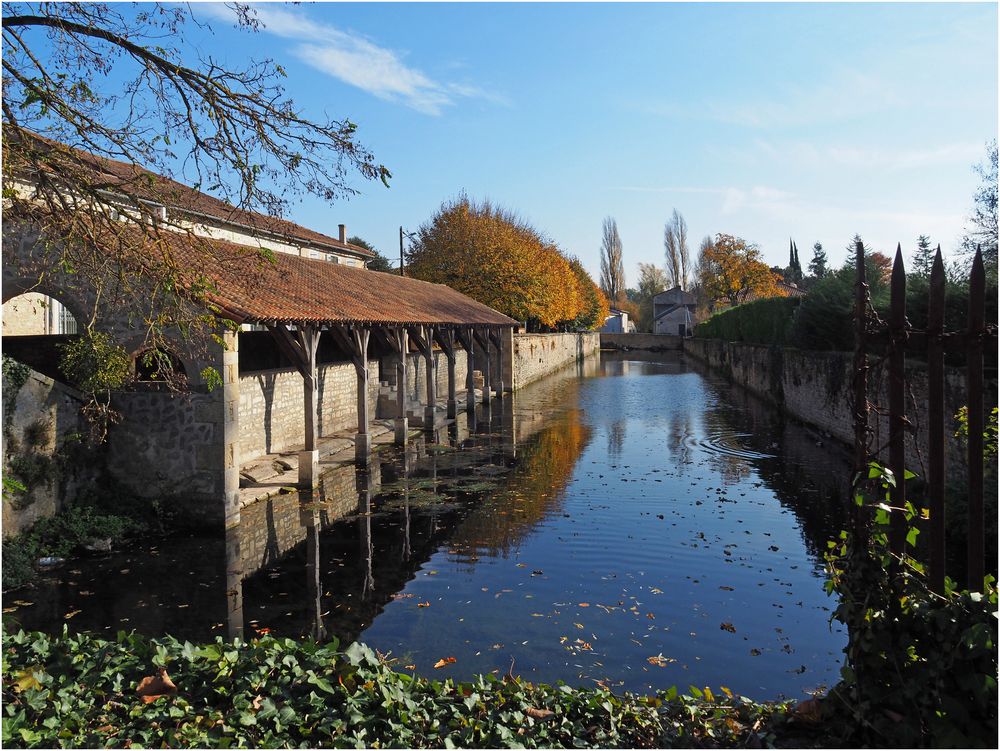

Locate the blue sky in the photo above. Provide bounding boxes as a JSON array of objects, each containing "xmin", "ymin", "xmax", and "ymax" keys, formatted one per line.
[{"xmin": 189, "ymin": 2, "xmax": 996, "ymax": 282}]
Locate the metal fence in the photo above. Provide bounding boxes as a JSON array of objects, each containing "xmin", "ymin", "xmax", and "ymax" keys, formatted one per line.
[{"xmin": 851, "ymin": 239, "xmax": 995, "ymax": 592}]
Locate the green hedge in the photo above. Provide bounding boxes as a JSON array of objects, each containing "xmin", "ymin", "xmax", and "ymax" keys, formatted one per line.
[
  {"xmin": 0, "ymin": 629, "xmax": 806, "ymax": 749},
  {"xmin": 694, "ymin": 297, "xmax": 800, "ymax": 346}
]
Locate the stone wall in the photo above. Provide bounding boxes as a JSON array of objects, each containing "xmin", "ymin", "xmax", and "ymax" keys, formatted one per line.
[
  {"xmin": 684, "ymin": 337, "xmax": 998, "ymax": 485},
  {"xmin": 2, "ymin": 366, "xmax": 92, "ymax": 536},
  {"xmin": 600, "ymin": 333, "xmax": 683, "ymax": 351},
  {"xmin": 511, "ymin": 332, "xmax": 599, "ymax": 390},
  {"xmin": 395, "ymin": 350, "xmax": 469, "ymax": 406},
  {"xmin": 239, "ymin": 359, "xmax": 380, "ymax": 462}
]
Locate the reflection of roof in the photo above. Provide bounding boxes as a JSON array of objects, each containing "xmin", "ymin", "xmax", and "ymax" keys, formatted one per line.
[
  {"xmin": 161, "ymin": 231, "xmax": 518, "ymax": 327},
  {"xmin": 10, "ymin": 128, "xmax": 373, "ymax": 258}
]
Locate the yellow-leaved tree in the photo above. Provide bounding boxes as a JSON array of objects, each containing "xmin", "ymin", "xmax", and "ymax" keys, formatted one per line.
[
  {"xmin": 698, "ymin": 234, "xmax": 786, "ymax": 307},
  {"xmin": 407, "ymin": 195, "xmax": 605, "ymax": 330}
]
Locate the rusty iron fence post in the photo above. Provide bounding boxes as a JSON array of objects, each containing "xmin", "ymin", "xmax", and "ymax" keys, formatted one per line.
[
  {"xmin": 927, "ymin": 248, "xmax": 946, "ymax": 594},
  {"xmin": 887, "ymin": 245, "xmax": 908, "ymax": 557},
  {"xmin": 851, "ymin": 239, "xmax": 871, "ymax": 549},
  {"xmin": 967, "ymin": 247, "xmax": 986, "ymax": 589}
]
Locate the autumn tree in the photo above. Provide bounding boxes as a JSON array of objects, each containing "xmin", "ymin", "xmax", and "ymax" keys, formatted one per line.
[
  {"xmin": 663, "ymin": 209, "xmax": 689, "ymax": 290},
  {"xmin": 567, "ymin": 257, "xmax": 609, "ymax": 331},
  {"xmin": 599, "ymin": 217, "xmax": 625, "ymax": 305},
  {"xmin": 697, "ymin": 233, "xmax": 785, "ymax": 307},
  {"xmin": 1, "ymin": 3, "xmax": 389, "ymax": 430},
  {"xmin": 407, "ymin": 195, "xmax": 596, "ymax": 330}
]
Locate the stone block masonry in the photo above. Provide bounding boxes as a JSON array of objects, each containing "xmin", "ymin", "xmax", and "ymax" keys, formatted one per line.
[
  {"xmin": 684, "ymin": 337, "xmax": 998, "ymax": 487},
  {"xmin": 600, "ymin": 333, "xmax": 683, "ymax": 351},
  {"xmin": 511, "ymin": 332, "xmax": 600, "ymax": 389}
]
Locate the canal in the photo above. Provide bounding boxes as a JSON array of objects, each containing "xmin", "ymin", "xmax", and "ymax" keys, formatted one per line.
[{"xmin": 6, "ymin": 351, "xmax": 851, "ymax": 700}]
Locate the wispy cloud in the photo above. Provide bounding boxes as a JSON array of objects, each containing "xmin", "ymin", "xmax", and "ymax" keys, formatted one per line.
[{"xmin": 198, "ymin": 5, "xmax": 500, "ymax": 115}]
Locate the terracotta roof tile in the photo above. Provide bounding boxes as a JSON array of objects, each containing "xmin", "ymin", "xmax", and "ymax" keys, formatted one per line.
[{"xmin": 164, "ymin": 232, "xmax": 517, "ymax": 327}]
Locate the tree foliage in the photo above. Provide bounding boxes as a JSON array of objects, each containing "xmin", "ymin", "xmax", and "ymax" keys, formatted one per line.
[
  {"xmin": 599, "ymin": 217, "xmax": 625, "ymax": 305},
  {"xmin": 406, "ymin": 195, "xmax": 605, "ymax": 330},
  {"xmin": 2, "ymin": 2, "xmax": 389, "ymax": 429},
  {"xmin": 961, "ymin": 139, "xmax": 998, "ymax": 272},
  {"xmin": 696, "ymin": 233, "xmax": 785, "ymax": 307},
  {"xmin": 663, "ymin": 209, "xmax": 689, "ymax": 290},
  {"xmin": 348, "ymin": 236, "xmax": 394, "ymax": 273},
  {"xmin": 635, "ymin": 262, "xmax": 670, "ymax": 332},
  {"xmin": 912, "ymin": 235, "xmax": 934, "ymax": 277},
  {"xmin": 808, "ymin": 242, "xmax": 828, "ymax": 280}
]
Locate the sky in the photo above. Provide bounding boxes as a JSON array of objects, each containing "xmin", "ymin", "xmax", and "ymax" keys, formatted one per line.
[{"xmin": 180, "ymin": 3, "xmax": 996, "ymax": 281}]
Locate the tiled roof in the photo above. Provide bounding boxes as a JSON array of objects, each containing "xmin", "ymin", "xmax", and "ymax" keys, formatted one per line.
[
  {"xmin": 10, "ymin": 129, "xmax": 373, "ymax": 258},
  {"xmin": 164, "ymin": 232, "xmax": 517, "ymax": 327}
]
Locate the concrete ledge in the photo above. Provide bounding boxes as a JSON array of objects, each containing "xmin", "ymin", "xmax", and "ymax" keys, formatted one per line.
[{"xmin": 600, "ymin": 333, "xmax": 684, "ymax": 351}]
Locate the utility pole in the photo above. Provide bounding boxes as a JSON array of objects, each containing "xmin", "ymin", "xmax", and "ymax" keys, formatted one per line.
[
  {"xmin": 399, "ymin": 226, "xmax": 417, "ymax": 277},
  {"xmin": 399, "ymin": 226, "xmax": 405, "ymax": 277}
]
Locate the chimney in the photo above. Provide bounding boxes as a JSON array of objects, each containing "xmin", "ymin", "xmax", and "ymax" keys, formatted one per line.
[{"xmin": 338, "ymin": 224, "xmax": 347, "ymax": 243}]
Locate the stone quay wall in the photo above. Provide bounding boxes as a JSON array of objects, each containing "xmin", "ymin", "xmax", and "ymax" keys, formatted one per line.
[
  {"xmin": 684, "ymin": 337, "xmax": 997, "ymax": 486},
  {"xmin": 511, "ymin": 332, "xmax": 600, "ymax": 390},
  {"xmin": 601, "ymin": 333, "xmax": 684, "ymax": 351}
]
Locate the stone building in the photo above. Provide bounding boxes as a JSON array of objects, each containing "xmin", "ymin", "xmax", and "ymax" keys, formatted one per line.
[
  {"xmin": 600, "ymin": 307, "xmax": 634, "ymax": 334},
  {"xmin": 652, "ymin": 287, "xmax": 697, "ymax": 336},
  {"xmin": 3, "ymin": 134, "xmax": 517, "ymax": 531}
]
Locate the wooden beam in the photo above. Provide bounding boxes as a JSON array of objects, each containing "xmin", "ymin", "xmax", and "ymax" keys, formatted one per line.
[{"xmin": 267, "ymin": 323, "xmax": 310, "ymax": 378}]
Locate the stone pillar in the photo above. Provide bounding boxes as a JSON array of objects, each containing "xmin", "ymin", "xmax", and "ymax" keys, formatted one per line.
[
  {"xmin": 446, "ymin": 351, "xmax": 457, "ymax": 419},
  {"xmin": 501, "ymin": 327, "xmax": 515, "ymax": 392}
]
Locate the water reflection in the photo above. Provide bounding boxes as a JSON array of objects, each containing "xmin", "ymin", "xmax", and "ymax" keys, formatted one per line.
[{"xmin": 9, "ymin": 352, "xmax": 850, "ymax": 700}]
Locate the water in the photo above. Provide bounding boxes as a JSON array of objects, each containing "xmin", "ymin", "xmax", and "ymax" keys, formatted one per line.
[{"xmin": 5, "ymin": 352, "xmax": 851, "ymax": 700}]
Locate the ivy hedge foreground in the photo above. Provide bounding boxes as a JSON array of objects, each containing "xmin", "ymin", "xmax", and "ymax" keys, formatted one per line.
[{"xmin": 1, "ymin": 628, "xmax": 813, "ymax": 749}]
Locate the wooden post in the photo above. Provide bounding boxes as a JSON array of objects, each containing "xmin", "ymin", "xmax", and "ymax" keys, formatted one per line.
[
  {"xmin": 475, "ymin": 328, "xmax": 492, "ymax": 405},
  {"xmin": 353, "ymin": 327, "xmax": 371, "ymax": 463},
  {"xmin": 457, "ymin": 328, "xmax": 475, "ymax": 411},
  {"xmin": 268, "ymin": 323, "xmax": 321, "ymax": 486},
  {"xmin": 851, "ymin": 239, "xmax": 871, "ymax": 550},
  {"xmin": 887, "ymin": 245, "xmax": 907, "ymax": 557},
  {"xmin": 408, "ymin": 325, "xmax": 437, "ymax": 429},
  {"xmin": 967, "ymin": 247, "xmax": 986, "ymax": 589},
  {"xmin": 328, "ymin": 325, "xmax": 372, "ymax": 464},
  {"xmin": 927, "ymin": 248, "xmax": 946, "ymax": 594},
  {"xmin": 435, "ymin": 327, "xmax": 458, "ymax": 418},
  {"xmin": 394, "ymin": 327, "xmax": 409, "ymax": 444},
  {"xmin": 490, "ymin": 328, "xmax": 505, "ymax": 398}
]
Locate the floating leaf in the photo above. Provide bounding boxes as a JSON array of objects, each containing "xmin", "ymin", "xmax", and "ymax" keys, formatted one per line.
[
  {"xmin": 417, "ymin": 601, "xmax": 431, "ymax": 608},
  {"xmin": 720, "ymin": 622, "xmax": 736, "ymax": 633},
  {"xmin": 433, "ymin": 657, "xmax": 457, "ymax": 669},
  {"xmin": 647, "ymin": 654, "xmax": 675, "ymax": 667}
]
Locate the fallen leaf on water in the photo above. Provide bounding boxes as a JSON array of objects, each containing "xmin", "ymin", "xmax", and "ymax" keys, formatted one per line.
[
  {"xmin": 649, "ymin": 587, "xmax": 663, "ymax": 595},
  {"xmin": 433, "ymin": 657, "xmax": 457, "ymax": 669},
  {"xmin": 404, "ymin": 664, "xmax": 416, "ymax": 670},
  {"xmin": 417, "ymin": 601, "xmax": 431, "ymax": 608},
  {"xmin": 719, "ymin": 586, "xmax": 735, "ymax": 591},
  {"xmin": 12, "ymin": 600, "xmax": 33, "ymax": 606},
  {"xmin": 64, "ymin": 610, "xmax": 81, "ymax": 620},
  {"xmin": 646, "ymin": 654, "xmax": 675, "ymax": 667},
  {"xmin": 526, "ymin": 707, "xmax": 555, "ymax": 720},
  {"xmin": 720, "ymin": 622, "xmax": 736, "ymax": 633},
  {"xmin": 574, "ymin": 623, "xmax": 584, "ymax": 630},
  {"xmin": 2, "ymin": 608, "xmax": 18, "ymax": 614},
  {"xmin": 578, "ymin": 602, "xmax": 590, "ymax": 607},
  {"xmin": 136, "ymin": 667, "xmax": 178, "ymax": 703}
]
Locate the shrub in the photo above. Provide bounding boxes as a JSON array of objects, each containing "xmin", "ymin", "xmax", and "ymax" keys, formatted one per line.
[
  {"xmin": 823, "ymin": 463, "xmax": 998, "ymax": 747},
  {"xmin": 1, "ymin": 628, "xmax": 800, "ymax": 749},
  {"xmin": 694, "ymin": 297, "xmax": 799, "ymax": 346}
]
